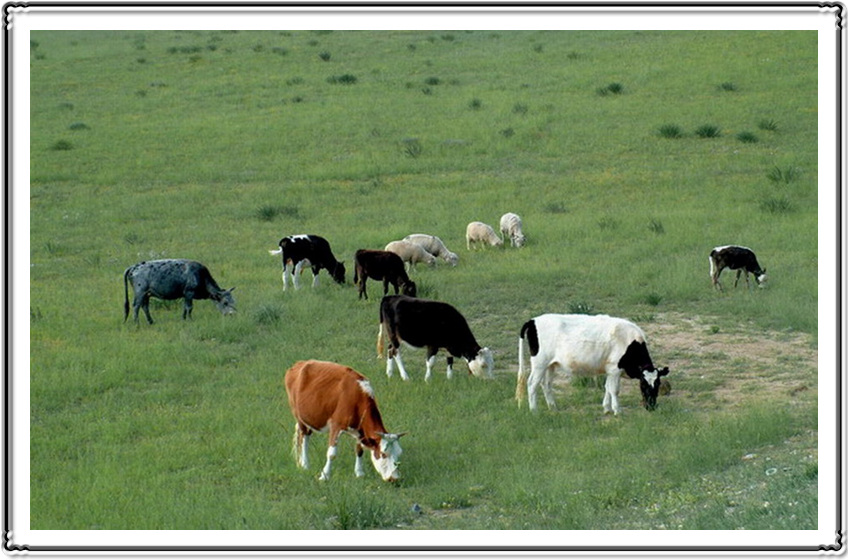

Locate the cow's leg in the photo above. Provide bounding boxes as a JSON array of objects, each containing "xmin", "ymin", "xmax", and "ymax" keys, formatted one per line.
[
  {"xmin": 358, "ymin": 276, "xmax": 368, "ymax": 300},
  {"xmin": 540, "ymin": 365, "xmax": 557, "ymax": 409},
  {"xmin": 446, "ymin": 356, "xmax": 454, "ymax": 379},
  {"xmin": 282, "ymin": 262, "xmax": 293, "ymax": 290},
  {"xmin": 354, "ymin": 442, "xmax": 366, "ymax": 477},
  {"xmin": 603, "ymin": 366, "xmax": 623, "ymax": 415},
  {"xmin": 385, "ymin": 347, "xmax": 396, "ymax": 377},
  {"xmin": 319, "ymin": 428, "xmax": 341, "ymax": 481},
  {"xmin": 393, "ymin": 348, "xmax": 410, "ymax": 381},
  {"xmin": 526, "ymin": 360, "xmax": 549, "ymax": 411},
  {"xmin": 182, "ymin": 292, "xmax": 194, "ymax": 320},
  {"xmin": 424, "ymin": 349, "xmax": 438, "ymax": 382},
  {"xmin": 311, "ymin": 265, "xmax": 321, "ymax": 288},
  {"xmin": 733, "ymin": 269, "xmax": 743, "ymax": 288},
  {"xmin": 293, "ymin": 260, "xmax": 309, "ymax": 290},
  {"xmin": 139, "ymin": 295, "xmax": 154, "ymax": 324},
  {"xmin": 294, "ymin": 423, "xmax": 310, "ymax": 470}
]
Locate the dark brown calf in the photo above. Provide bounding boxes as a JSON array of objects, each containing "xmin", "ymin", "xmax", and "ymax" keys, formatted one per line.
[{"xmin": 353, "ymin": 249, "xmax": 417, "ymax": 300}]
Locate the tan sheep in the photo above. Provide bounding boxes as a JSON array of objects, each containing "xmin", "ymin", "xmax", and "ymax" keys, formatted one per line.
[
  {"xmin": 384, "ymin": 240, "xmax": 437, "ymax": 269},
  {"xmin": 465, "ymin": 221, "xmax": 503, "ymax": 250},
  {"xmin": 403, "ymin": 234, "xmax": 459, "ymax": 266},
  {"xmin": 499, "ymin": 212, "xmax": 526, "ymax": 248}
]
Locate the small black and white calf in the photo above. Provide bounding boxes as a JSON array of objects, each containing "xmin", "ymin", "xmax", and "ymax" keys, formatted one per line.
[
  {"xmin": 709, "ymin": 245, "xmax": 767, "ymax": 291},
  {"xmin": 270, "ymin": 234, "xmax": 346, "ymax": 290}
]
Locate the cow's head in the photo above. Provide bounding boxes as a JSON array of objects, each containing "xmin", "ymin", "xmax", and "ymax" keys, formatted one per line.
[
  {"xmin": 756, "ymin": 269, "xmax": 768, "ymax": 288},
  {"xmin": 468, "ymin": 347, "xmax": 494, "ymax": 379},
  {"xmin": 369, "ymin": 432, "xmax": 404, "ymax": 482},
  {"xmin": 214, "ymin": 287, "xmax": 237, "ymax": 315},
  {"xmin": 401, "ymin": 280, "xmax": 417, "ymax": 298},
  {"xmin": 638, "ymin": 366, "xmax": 669, "ymax": 411},
  {"xmin": 514, "ymin": 234, "xmax": 526, "ymax": 248},
  {"xmin": 332, "ymin": 262, "xmax": 346, "ymax": 285}
]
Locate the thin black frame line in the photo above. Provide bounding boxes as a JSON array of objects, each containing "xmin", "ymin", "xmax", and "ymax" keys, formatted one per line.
[{"xmin": 4, "ymin": 3, "xmax": 844, "ymax": 552}]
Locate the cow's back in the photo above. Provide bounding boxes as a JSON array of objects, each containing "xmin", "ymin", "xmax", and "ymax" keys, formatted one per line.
[
  {"xmin": 128, "ymin": 259, "xmax": 200, "ymax": 298},
  {"xmin": 383, "ymin": 295, "xmax": 472, "ymax": 348},
  {"xmin": 534, "ymin": 314, "xmax": 644, "ymax": 374},
  {"xmin": 285, "ymin": 360, "xmax": 363, "ymax": 429}
]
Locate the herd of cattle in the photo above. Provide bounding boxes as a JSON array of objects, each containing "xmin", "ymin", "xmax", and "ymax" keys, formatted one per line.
[{"xmin": 122, "ymin": 213, "xmax": 769, "ymax": 482}]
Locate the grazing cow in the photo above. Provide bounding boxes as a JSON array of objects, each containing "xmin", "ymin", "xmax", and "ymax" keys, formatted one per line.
[
  {"xmin": 403, "ymin": 234, "xmax": 459, "ymax": 266},
  {"xmin": 377, "ymin": 295, "xmax": 493, "ymax": 381},
  {"xmin": 123, "ymin": 259, "xmax": 236, "ymax": 324},
  {"xmin": 384, "ymin": 240, "xmax": 437, "ymax": 269},
  {"xmin": 269, "ymin": 234, "xmax": 346, "ymax": 290},
  {"xmin": 465, "ymin": 221, "xmax": 503, "ymax": 250},
  {"xmin": 499, "ymin": 212, "xmax": 526, "ymax": 248},
  {"xmin": 284, "ymin": 360, "xmax": 404, "ymax": 482},
  {"xmin": 354, "ymin": 249, "xmax": 417, "ymax": 300},
  {"xmin": 709, "ymin": 245, "xmax": 767, "ymax": 291},
  {"xmin": 516, "ymin": 314, "xmax": 669, "ymax": 414}
]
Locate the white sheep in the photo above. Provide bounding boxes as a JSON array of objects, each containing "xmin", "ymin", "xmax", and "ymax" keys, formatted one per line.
[
  {"xmin": 499, "ymin": 212, "xmax": 526, "ymax": 248},
  {"xmin": 384, "ymin": 240, "xmax": 437, "ymax": 269},
  {"xmin": 465, "ymin": 222, "xmax": 504, "ymax": 250},
  {"xmin": 403, "ymin": 234, "xmax": 459, "ymax": 266}
]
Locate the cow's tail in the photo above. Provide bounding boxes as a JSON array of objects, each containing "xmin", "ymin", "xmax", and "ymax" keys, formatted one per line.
[
  {"xmin": 515, "ymin": 320, "xmax": 532, "ymax": 406},
  {"xmin": 123, "ymin": 267, "xmax": 131, "ymax": 322},
  {"xmin": 376, "ymin": 322, "xmax": 385, "ymax": 358},
  {"xmin": 708, "ymin": 252, "xmax": 717, "ymax": 281}
]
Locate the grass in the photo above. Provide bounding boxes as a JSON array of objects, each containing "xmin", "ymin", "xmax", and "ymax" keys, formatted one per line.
[{"xmin": 28, "ymin": 30, "xmax": 818, "ymax": 531}]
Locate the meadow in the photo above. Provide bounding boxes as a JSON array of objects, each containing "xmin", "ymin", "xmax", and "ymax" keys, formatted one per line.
[{"xmin": 28, "ymin": 30, "xmax": 818, "ymax": 532}]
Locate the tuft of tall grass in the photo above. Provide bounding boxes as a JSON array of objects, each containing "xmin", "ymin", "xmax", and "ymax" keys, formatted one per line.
[
  {"xmin": 767, "ymin": 165, "xmax": 800, "ymax": 184},
  {"xmin": 759, "ymin": 196, "xmax": 794, "ymax": 214},
  {"xmin": 758, "ymin": 118, "xmax": 778, "ymax": 131},
  {"xmin": 658, "ymin": 124, "xmax": 684, "ymax": 139},
  {"xmin": 695, "ymin": 124, "xmax": 721, "ymax": 138},
  {"xmin": 327, "ymin": 74, "xmax": 357, "ymax": 85},
  {"xmin": 737, "ymin": 131, "xmax": 758, "ymax": 143}
]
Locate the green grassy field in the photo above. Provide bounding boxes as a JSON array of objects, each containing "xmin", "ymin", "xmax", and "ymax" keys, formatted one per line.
[{"xmin": 29, "ymin": 30, "xmax": 818, "ymax": 531}]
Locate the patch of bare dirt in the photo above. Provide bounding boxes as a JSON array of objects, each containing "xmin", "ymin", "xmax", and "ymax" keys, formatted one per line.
[{"xmin": 642, "ymin": 312, "xmax": 818, "ymax": 411}]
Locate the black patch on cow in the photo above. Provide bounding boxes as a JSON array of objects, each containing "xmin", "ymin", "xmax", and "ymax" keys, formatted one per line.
[
  {"xmin": 520, "ymin": 319, "xmax": 539, "ymax": 356},
  {"xmin": 617, "ymin": 340, "xmax": 653, "ymax": 379}
]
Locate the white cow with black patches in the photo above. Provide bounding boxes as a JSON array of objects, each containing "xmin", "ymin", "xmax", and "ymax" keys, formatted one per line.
[{"xmin": 516, "ymin": 314, "xmax": 669, "ymax": 414}]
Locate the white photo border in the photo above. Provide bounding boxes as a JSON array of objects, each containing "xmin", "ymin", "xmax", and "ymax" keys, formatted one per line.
[{"xmin": 4, "ymin": 2, "xmax": 845, "ymax": 554}]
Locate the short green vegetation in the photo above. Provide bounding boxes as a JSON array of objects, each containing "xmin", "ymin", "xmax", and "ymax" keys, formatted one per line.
[{"xmin": 29, "ymin": 30, "xmax": 817, "ymax": 530}]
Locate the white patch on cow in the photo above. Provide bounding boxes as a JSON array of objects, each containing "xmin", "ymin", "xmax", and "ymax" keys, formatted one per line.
[
  {"xmin": 291, "ymin": 234, "xmax": 310, "ymax": 241},
  {"xmin": 425, "ymin": 355, "xmax": 436, "ymax": 382},
  {"xmin": 468, "ymin": 347, "xmax": 494, "ymax": 379},
  {"xmin": 757, "ymin": 273, "xmax": 768, "ymax": 286},
  {"xmin": 370, "ymin": 434, "xmax": 402, "ymax": 482},
  {"xmin": 358, "ymin": 379, "xmax": 374, "ymax": 397},
  {"xmin": 643, "ymin": 369, "xmax": 659, "ymax": 386}
]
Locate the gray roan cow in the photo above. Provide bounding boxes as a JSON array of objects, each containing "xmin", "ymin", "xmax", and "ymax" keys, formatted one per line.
[{"xmin": 123, "ymin": 259, "xmax": 236, "ymax": 324}]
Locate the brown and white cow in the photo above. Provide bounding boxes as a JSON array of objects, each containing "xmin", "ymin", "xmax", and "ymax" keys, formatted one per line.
[{"xmin": 284, "ymin": 360, "xmax": 404, "ymax": 482}]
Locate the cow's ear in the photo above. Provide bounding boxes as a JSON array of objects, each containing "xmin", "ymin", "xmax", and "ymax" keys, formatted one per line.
[{"xmin": 658, "ymin": 367, "xmax": 669, "ymax": 377}]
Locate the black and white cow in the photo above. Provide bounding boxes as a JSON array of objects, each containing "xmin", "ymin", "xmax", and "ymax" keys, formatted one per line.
[
  {"xmin": 123, "ymin": 259, "xmax": 236, "ymax": 324},
  {"xmin": 270, "ymin": 234, "xmax": 346, "ymax": 290},
  {"xmin": 354, "ymin": 249, "xmax": 417, "ymax": 300},
  {"xmin": 709, "ymin": 245, "xmax": 767, "ymax": 291},
  {"xmin": 516, "ymin": 314, "xmax": 669, "ymax": 414},
  {"xmin": 377, "ymin": 295, "xmax": 493, "ymax": 381}
]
